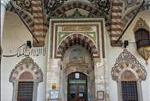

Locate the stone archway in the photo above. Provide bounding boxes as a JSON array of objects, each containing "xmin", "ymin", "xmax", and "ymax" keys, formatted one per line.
[
  {"xmin": 47, "ymin": 18, "xmax": 105, "ymax": 101},
  {"xmin": 10, "ymin": 57, "xmax": 43, "ymax": 82},
  {"xmin": 7, "ymin": 0, "xmax": 47, "ymax": 46},
  {"xmin": 57, "ymin": 33, "xmax": 98, "ymax": 57},
  {"xmin": 60, "ymin": 45, "xmax": 95, "ymax": 101},
  {"xmin": 9, "ymin": 57, "xmax": 43, "ymax": 101},
  {"xmin": 111, "ymin": 49, "xmax": 146, "ymax": 81}
]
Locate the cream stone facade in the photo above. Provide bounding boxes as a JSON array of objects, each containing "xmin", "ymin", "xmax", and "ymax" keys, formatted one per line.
[{"xmin": 1, "ymin": 0, "xmax": 150, "ymax": 101}]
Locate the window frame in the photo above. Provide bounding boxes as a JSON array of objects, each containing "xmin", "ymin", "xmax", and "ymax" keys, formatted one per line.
[
  {"xmin": 117, "ymin": 70, "xmax": 143, "ymax": 101},
  {"xmin": 121, "ymin": 81, "xmax": 138, "ymax": 101},
  {"xmin": 17, "ymin": 81, "xmax": 34, "ymax": 101},
  {"xmin": 111, "ymin": 49, "xmax": 146, "ymax": 101},
  {"xmin": 9, "ymin": 57, "xmax": 43, "ymax": 101},
  {"xmin": 12, "ymin": 76, "xmax": 39, "ymax": 101},
  {"xmin": 134, "ymin": 28, "xmax": 150, "ymax": 49}
]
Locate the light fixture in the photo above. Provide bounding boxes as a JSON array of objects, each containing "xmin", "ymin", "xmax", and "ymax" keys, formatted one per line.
[
  {"xmin": 27, "ymin": 40, "xmax": 32, "ymax": 48},
  {"xmin": 123, "ymin": 40, "xmax": 129, "ymax": 48}
]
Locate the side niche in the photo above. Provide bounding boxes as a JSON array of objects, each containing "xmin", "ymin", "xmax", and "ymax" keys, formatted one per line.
[{"xmin": 134, "ymin": 18, "xmax": 150, "ymax": 61}]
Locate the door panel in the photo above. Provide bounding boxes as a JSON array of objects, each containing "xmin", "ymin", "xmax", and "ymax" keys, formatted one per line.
[
  {"xmin": 68, "ymin": 72, "xmax": 87, "ymax": 101},
  {"xmin": 69, "ymin": 84, "xmax": 86, "ymax": 101},
  {"xmin": 69, "ymin": 84, "xmax": 77, "ymax": 101}
]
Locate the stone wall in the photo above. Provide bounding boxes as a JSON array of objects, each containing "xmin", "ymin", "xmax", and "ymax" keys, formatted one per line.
[
  {"xmin": 1, "ymin": 12, "xmax": 46, "ymax": 101},
  {"xmin": 106, "ymin": 10, "xmax": 150, "ymax": 101},
  {"xmin": 1, "ymin": 10, "xmax": 150, "ymax": 101}
]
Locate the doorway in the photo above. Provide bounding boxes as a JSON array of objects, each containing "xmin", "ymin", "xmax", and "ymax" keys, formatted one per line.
[{"xmin": 68, "ymin": 72, "xmax": 87, "ymax": 101}]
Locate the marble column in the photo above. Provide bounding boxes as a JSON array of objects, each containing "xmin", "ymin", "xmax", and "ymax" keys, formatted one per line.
[
  {"xmin": 94, "ymin": 59, "xmax": 106, "ymax": 101},
  {"xmin": 46, "ymin": 58, "xmax": 61, "ymax": 101},
  {"xmin": 1, "ymin": 0, "xmax": 10, "ymax": 58}
]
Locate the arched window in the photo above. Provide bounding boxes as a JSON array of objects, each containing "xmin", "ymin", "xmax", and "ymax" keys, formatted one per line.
[
  {"xmin": 135, "ymin": 28, "xmax": 150, "ymax": 49},
  {"xmin": 121, "ymin": 71, "xmax": 138, "ymax": 101},
  {"xmin": 111, "ymin": 49, "xmax": 147, "ymax": 101},
  {"xmin": 17, "ymin": 72, "xmax": 34, "ymax": 101},
  {"xmin": 10, "ymin": 57, "xmax": 43, "ymax": 101}
]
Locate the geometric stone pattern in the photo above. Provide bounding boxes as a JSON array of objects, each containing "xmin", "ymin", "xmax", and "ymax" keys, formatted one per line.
[
  {"xmin": 6, "ymin": 2, "xmax": 34, "ymax": 34},
  {"xmin": 110, "ymin": 0, "xmax": 147, "ymax": 46},
  {"xmin": 111, "ymin": 49, "xmax": 147, "ymax": 81},
  {"xmin": 9, "ymin": 57, "xmax": 43, "ymax": 83},
  {"xmin": 45, "ymin": 0, "xmax": 110, "ymax": 20},
  {"xmin": 7, "ymin": 0, "xmax": 48, "ymax": 46},
  {"xmin": 6, "ymin": 0, "xmax": 148, "ymax": 47},
  {"xmin": 110, "ymin": 0, "xmax": 123, "ymax": 46},
  {"xmin": 31, "ymin": 0, "xmax": 48, "ymax": 46},
  {"xmin": 50, "ymin": 19, "xmax": 104, "ymax": 58},
  {"xmin": 57, "ymin": 33, "xmax": 98, "ymax": 57},
  {"xmin": 123, "ymin": 1, "xmax": 149, "ymax": 31}
]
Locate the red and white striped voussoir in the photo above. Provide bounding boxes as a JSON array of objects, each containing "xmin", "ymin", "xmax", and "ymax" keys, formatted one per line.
[
  {"xmin": 110, "ymin": 0, "xmax": 123, "ymax": 42},
  {"xmin": 31, "ymin": 0, "xmax": 45, "ymax": 36}
]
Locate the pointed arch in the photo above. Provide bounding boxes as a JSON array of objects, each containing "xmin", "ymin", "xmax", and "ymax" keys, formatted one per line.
[
  {"xmin": 9, "ymin": 57, "xmax": 43, "ymax": 83},
  {"xmin": 9, "ymin": 57, "xmax": 43, "ymax": 101},
  {"xmin": 57, "ymin": 33, "xmax": 98, "ymax": 58},
  {"xmin": 110, "ymin": 0, "xmax": 124, "ymax": 46},
  {"xmin": 111, "ymin": 49, "xmax": 147, "ymax": 101},
  {"xmin": 6, "ymin": 1, "xmax": 34, "ymax": 32},
  {"xmin": 7, "ymin": 0, "xmax": 47, "ymax": 46},
  {"xmin": 111, "ymin": 49, "xmax": 146, "ymax": 81}
]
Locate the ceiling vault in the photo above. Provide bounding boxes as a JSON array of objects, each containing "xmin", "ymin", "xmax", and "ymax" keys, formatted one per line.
[
  {"xmin": 5, "ymin": 0, "xmax": 149, "ymax": 47},
  {"xmin": 10, "ymin": 1, "xmax": 40, "ymax": 44}
]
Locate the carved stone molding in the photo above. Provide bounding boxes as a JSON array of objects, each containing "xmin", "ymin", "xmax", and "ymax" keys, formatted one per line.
[
  {"xmin": 12, "ymin": 0, "xmax": 32, "ymax": 14},
  {"xmin": 134, "ymin": 17, "xmax": 149, "ymax": 32},
  {"xmin": 57, "ymin": 33, "xmax": 98, "ymax": 57},
  {"xmin": 45, "ymin": 0, "xmax": 110, "ymax": 20},
  {"xmin": 9, "ymin": 57, "xmax": 43, "ymax": 82},
  {"xmin": 111, "ymin": 49, "xmax": 147, "ymax": 81}
]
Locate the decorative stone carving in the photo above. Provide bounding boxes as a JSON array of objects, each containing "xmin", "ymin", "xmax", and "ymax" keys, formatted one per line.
[
  {"xmin": 123, "ymin": 0, "xmax": 139, "ymax": 10},
  {"xmin": 9, "ymin": 57, "xmax": 43, "ymax": 82},
  {"xmin": 12, "ymin": 0, "xmax": 32, "ymax": 13},
  {"xmin": 121, "ymin": 70, "xmax": 137, "ymax": 81},
  {"xmin": 57, "ymin": 33, "xmax": 98, "ymax": 57},
  {"xmin": 45, "ymin": 0, "xmax": 110, "ymax": 21},
  {"xmin": 133, "ymin": 18, "xmax": 149, "ymax": 32},
  {"xmin": 50, "ymin": 19, "xmax": 104, "ymax": 58},
  {"xmin": 111, "ymin": 49, "xmax": 147, "ymax": 81}
]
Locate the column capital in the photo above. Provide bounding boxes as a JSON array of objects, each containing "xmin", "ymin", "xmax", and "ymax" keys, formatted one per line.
[{"xmin": 1, "ymin": 0, "xmax": 10, "ymax": 7}]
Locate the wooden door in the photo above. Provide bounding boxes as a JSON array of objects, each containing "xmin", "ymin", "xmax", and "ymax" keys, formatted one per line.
[{"xmin": 68, "ymin": 72, "xmax": 87, "ymax": 101}]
